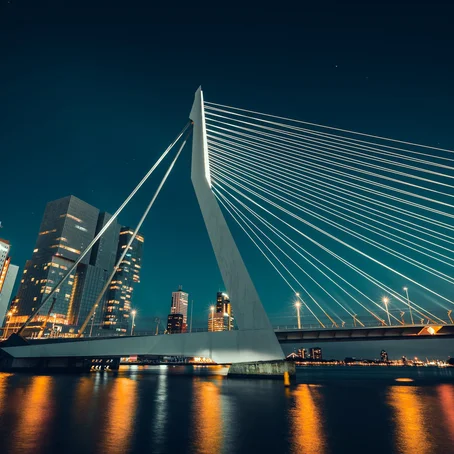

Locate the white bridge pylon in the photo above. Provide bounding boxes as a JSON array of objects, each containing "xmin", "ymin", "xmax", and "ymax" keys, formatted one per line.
[{"xmin": 190, "ymin": 86, "xmax": 285, "ymax": 361}]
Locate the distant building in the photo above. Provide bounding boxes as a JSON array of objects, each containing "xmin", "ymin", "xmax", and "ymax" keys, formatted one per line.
[
  {"xmin": 309, "ymin": 347, "xmax": 322, "ymax": 360},
  {"xmin": 216, "ymin": 292, "xmax": 234, "ymax": 330},
  {"xmin": 208, "ymin": 291, "xmax": 234, "ymax": 332},
  {"xmin": 297, "ymin": 348, "xmax": 307, "ymax": 359},
  {"xmin": 167, "ymin": 314, "xmax": 184, "ymax": 334},
  {"xmin": 0, "ymin": 239, "xmax": 19, "ymax": 328},
  {"xmin": 102, "ymin": 227, "xmax": 143, "ymax": 333},
  {"xmin": 380, "ymin": 350, "xmax": 389, "ymax": 362},
  {"xmin": 170, "ymin": 286, "xmax": 189, "ymax": 331}
]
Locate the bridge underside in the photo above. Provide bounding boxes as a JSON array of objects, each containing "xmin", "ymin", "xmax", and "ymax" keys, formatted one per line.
[
  {"xmin": 1, "ymin": 330, "xmax": 285, "ymax": 364},
  {"xmin": 275, "ymin": 324, "xmax": 454, "ymax": 343}
]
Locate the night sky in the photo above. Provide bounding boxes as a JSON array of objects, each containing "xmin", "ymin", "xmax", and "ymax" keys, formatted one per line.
[{"xmin": 1, "ymin": 1, "xmax": 453, "ymax": 356}]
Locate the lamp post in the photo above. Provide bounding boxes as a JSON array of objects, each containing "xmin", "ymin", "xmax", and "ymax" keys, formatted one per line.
[
  {"xmin": 383, "ymin": 297, "xmax": 391, "ymax": 326},
  {"xmin": 295, "ymin": 301, "xmax": 301, "ymax": 329},
  {"xmin": 89, "ymin": 311, "xmax": 96, "ymax": 338},
  {"xmin": 131, "ymin": 310, "xmax": 136, "ymax": 336},
  {"xmin": 210, "ymin": 305, "xmax": 215, "ymax": 332},
  {"xmin": 403, "ymin": 287, "xmax": 414, "ymax": 325},
  {"xmin": 189, "ymin": 299, "xmax": 194, "ymax": 333}
]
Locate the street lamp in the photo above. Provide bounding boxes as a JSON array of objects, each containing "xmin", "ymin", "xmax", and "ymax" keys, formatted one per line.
[
  {"xmin": 295, "ymin": 301, "xmax": 301, "ymax": 329},
  {"xmin": 131, "ymin": 310, "xmax": 137, "ymax": 336},
  {"xmin": 89, "ymin": 311, "xmax": 96, "ymax": 338},
  {"xmin": 383, "ymin": 297, "xmax": 391, "ymax": 326},
  {"xmin": 403, "ymin": 287, "xmax": 414, "ymax": 325},
  {"xmin": 210, "ymin": 305, "xmax": 215, "ymax": 332}
]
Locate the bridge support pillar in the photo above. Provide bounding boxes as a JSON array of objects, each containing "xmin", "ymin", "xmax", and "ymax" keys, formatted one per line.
[{"xmin": 228, "ymin": 360, "xmax": 296, "ymax": 379}]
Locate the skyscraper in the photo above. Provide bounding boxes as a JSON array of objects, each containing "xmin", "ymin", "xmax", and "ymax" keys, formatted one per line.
[
  {"xmin": 170, "ymin": 286, "xmax": 189, "ymax": 328},
  {"xmin": 12, "ymin": 196, "xmax": 99, "ymax": 329},
  {"xmin": 208, "ymin": 291, "xmax": 234, "ymax": 332},
  {"xmin": 70, "ymin": 212, "xmax": 120, "ymax": 331},
  {"xmin": 0, "ymin": 239, "xmax": 19, "ymax": 328},
  {"xmin": 102, "ymin": 227, "xmax": 143, "ymax": 333}
]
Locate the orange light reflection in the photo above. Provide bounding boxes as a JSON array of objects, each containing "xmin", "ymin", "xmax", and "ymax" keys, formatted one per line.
[
  {"xmin": 290, "ymin": 384, "xmax": 326, "ymax": 454},
  {"xmin": 13, "ymin": 376, "xmax": 54, "ymax": 454},
  {"xmin": 192, "ymin": 380, "xmax": 223, "ymax": 453},
  {"xmin": 100, "ymin": 378, "xmax": 138, "ymax": 454},
  {"xmin": 437, "ymin": 384, "xmax": 454, "ymax": 443},
  {"xmin": 388, "ymin": 386, "xmax": 433, "ymax": 454},
  {"xmin": 0, "ymin": 373, "xmax": 12, "ymax": 419}
]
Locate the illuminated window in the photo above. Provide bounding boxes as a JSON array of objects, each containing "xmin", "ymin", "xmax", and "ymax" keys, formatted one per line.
[
  {"xmin": 33, "ymin": 248, "xmax": 39, "ymax": 253},
  {"xmin": 60, "ymin": 213, "xmax": 82, "ymax": 223},
  {"xmin": 39, "ymin": 229, "xmax": 57, "ymax": 235}
]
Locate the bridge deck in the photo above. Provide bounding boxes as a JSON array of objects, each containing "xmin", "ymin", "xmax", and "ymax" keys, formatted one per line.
[{"xmin": 275, "ymin": 324, "xmax": 454, "ymax": 343}]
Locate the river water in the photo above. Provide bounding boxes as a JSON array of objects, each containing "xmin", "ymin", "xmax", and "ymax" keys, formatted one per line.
[{"xmin": 0, "ymin": 365, "xmax": 453, "ymax": 454}]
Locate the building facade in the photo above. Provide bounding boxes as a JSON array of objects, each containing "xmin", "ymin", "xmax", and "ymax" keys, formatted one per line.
[
  {"xmin": 102, "ymin": 227, "xmax": 143, "ymax": 333},
  {"xmin": 167, "ymin": 313, "xmax": 184, "ymax": 334},
  {"xmin": 12, "ymin": 196, "xmax": 99, "ymax": 328},
  {"xmin": 0, "ymin": 239, "xmax": 19, "ymax": 329},
  {"xmin": 208, "ymin": 291, "xmax": 234, "ymax": 332},
  {"xmin": 309, "ymin": 347, "xmax": 322, "ymax": 360},
  {"xmin": 170, "ymin": 286, "xmax": 189, "ymax": 327},
  {"xmin": 10, "ymin": 196, "xmax": 129, "ymax": 337}
]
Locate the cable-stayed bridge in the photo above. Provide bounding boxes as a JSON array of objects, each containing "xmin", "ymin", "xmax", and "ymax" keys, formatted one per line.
[{"xmin": 1, "ymin": 87, "xmax": 454, "ymax": 376}]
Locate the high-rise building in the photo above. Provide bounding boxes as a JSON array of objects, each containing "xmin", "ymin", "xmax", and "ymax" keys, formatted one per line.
[
  {"xmin": 0, "ymin": 239, "xmax": 10, "ymax": 289},
  {"xmin": 170, "ymin": 286, "xmax": 189, "ymax": 328},
  {"xmin": 10, "ymin": 196, "xmax": 133, "ymax": 338},
  {"xmin": 297, "ymin": 348, "xmax": 307, "ymax": 359},
  {"xmin": 167, "ymin": 314, "xmax": 184, "ymax": 334},
  {"xmin": 309, "ymin": 347, "xmax": 322, "ymax": 360},
  {"xmin": 12, "ymin": 196, "xmax": 99, "ymax": 329},
  {"xmin": 0, "ymin": 239, "xmax": 19, "ymax": 328},
  {"xmin": 102, "ymin": 227, "xmax": 143, "ymax": 333},
  {"xmin": 380, "ymin": 350, "xmax": 389, "ymax": 362},
  {"xmin": 208, "ymin": 291, "xmax": 234, "ymax": 332},
  {"xmin": 70, "ymin": 213, "xmax": 120, "ymax": 331}
]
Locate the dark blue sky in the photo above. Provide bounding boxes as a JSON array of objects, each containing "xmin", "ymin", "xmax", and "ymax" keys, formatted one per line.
[{"xmin": 1, "ymin": 1, "xmax": 453, "ymax": 343}]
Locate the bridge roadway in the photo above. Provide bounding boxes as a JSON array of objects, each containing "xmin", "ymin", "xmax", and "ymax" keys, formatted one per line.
[
  {"xmin": 1, "ymin": 323, "xmax": 453, "ymax": 352},
  {"xmin": 274, "ymin": 323, "xmax": 454, "ymax": 343}
]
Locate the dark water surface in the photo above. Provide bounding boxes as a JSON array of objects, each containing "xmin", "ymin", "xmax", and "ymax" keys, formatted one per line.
[{"xmin": 1, "ymin": 365, "xmax": 454, "ymax": 454}]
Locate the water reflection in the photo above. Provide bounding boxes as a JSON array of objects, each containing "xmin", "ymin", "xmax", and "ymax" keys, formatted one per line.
[
  {"xmin": 13, "ymin": 376, "xmax": 53, "ymax": 454},
  {"xmin": 388, "ymin": 386, "xmax": 434, "ymax": 454},
  {"xmin": 192, "ymin": 379, "xmax": 223, "ymax": 453},
  {"xmin": 290, "ymin": 384, "xmax": 326, "ymax": 454},
  {"xmin": 98, "ymin": 377, "xmax": 138, "ymax": 454},
  {"xmin": 437, "ymin": 384, "xmax": 454, "ymax": 443},
  {"xmin": 0, "ymin": 373, "xmax": 12, "ymax": 418},
  {"xmin": 152, "ymin": 372, "xmax": 168, "ymax": 450}
]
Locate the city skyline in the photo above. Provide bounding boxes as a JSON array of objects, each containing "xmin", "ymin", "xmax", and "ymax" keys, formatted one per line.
[{"xmin": 1, "ymin": 2, "xmax": 453, "ymax": 358}]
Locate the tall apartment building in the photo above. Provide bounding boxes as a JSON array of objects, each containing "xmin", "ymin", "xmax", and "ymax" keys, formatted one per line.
[
  {"xmin": 0, "ymin": 239, "xmax": 19, "ymax": 328},
  {"xmin": 166, "ymin": 286, "xmax": 189, "ymax": 334},
  {"xmin": 102, "ymin": 227, "xmax": 143, "ymax": 333},
  {"xmin": 171, "ymin": 286, "xmax": 188, "ymax": 325},
  {"xmin": 11, "ymin": 196, "xmax": 125, "ymax": 335},
  {"xmin": 208, "ymin": 291, "xmax": 234, "ymax": 332}
]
